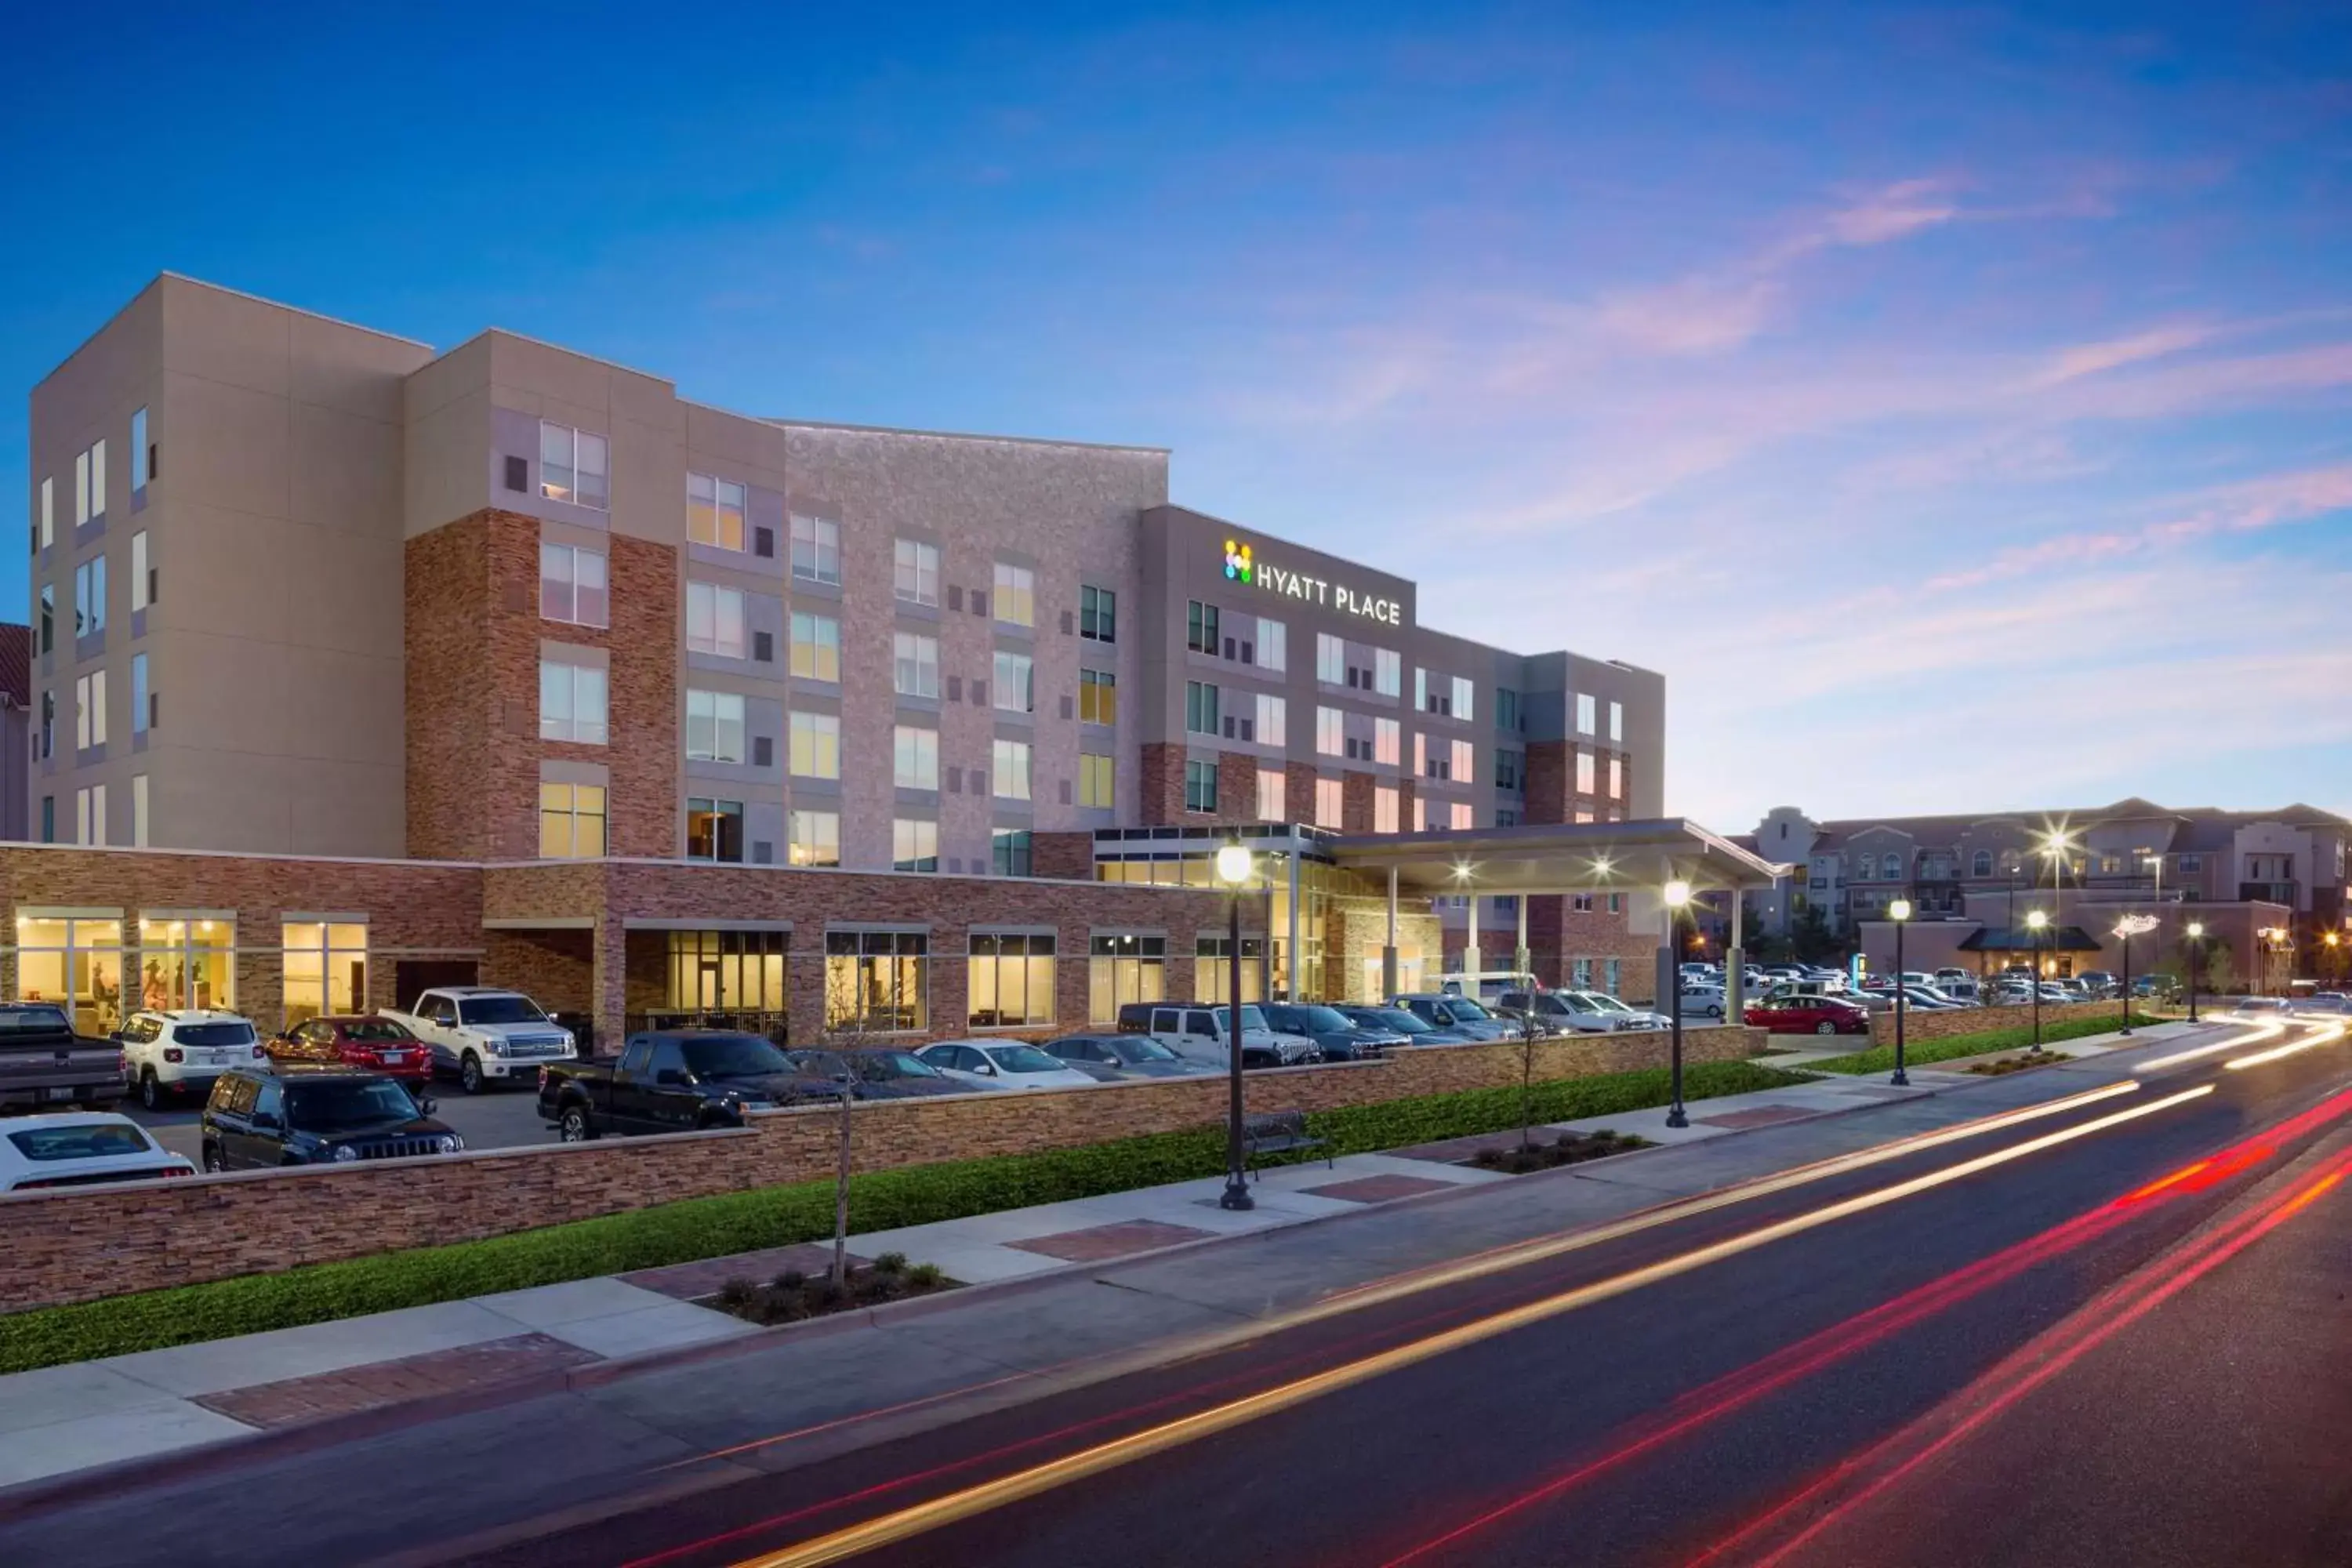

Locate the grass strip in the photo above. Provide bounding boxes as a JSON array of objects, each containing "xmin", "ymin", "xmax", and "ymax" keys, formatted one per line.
[
  {"xmin": 1805, "ymin": 1011, "xmax": 2161, "ymax": 1076},
  {"xmin": 0, "ymin": 1058, "xmax": 1806, "ymax": 1375}
]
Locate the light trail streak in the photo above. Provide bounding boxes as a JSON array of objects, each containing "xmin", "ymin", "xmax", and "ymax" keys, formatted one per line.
[
  {"xmin": 2224, "ymin": 1019, "xmax": 2348, "ymax": 1070},
  {"xmin": 2133, "ymin": 1018, "xmax": 2287, "ymax": 1072}
]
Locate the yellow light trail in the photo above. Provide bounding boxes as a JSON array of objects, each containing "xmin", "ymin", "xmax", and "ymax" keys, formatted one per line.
[
  {"xmin": 727, "ymin": 1084, "xmax": 2215, "ymax": 1568},
  {"xmin": 2224, "ymin": 1019, "xmax": 2349, "ymax": 1071},
  {"xmin": 2133, "ymin": 1019, "xmax": 2287, "ymax": 1073}
]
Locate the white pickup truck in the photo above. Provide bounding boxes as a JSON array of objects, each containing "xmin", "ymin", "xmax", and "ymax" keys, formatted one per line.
[{"xmin": 382, "ymin": 987, "xmax": 577, "ymax": 1094}]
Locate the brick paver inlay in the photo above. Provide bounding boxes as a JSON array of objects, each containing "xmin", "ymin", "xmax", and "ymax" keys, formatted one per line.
[
  {"xmin": 1300, "ymin": 1174, "xmax": 1459, "ymax": 1203},
  {"xmin": 1006, "ymin": 1219, "xmax": 1217, "ymax": 1262},
  {"xmin": 1696, "ymin": 1104, "xmax": 1819, "ymax": 1130},
  {"xmin": 193, "ymin": 1333, "xmax": 602, "ymax": 1428}
]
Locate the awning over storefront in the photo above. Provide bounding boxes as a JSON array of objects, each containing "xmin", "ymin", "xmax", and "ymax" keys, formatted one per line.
[
  {"xmin": 1330, "ymin": 818, "xmax": 1788, "ymax": 897},
  {"xmin": 1955, "ymin": 924, "xmax": 2104, "ymax": 954}
]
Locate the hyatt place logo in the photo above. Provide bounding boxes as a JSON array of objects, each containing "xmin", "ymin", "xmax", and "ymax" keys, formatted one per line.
[{"xmin": 1222, "ymin": 539, "xmax": 1254, "ymax": 584}]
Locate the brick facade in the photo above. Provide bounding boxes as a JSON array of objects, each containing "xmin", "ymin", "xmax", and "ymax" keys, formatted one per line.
[
  {"xmin": 1138, "ymin": 742, "xmax": 1187, "ymax": 825},
  {"xmin": 0, "ymin": 1021, "xmax": 1766, "ymax": 1311}
]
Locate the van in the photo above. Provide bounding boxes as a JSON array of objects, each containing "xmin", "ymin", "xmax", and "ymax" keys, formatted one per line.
[{"xmin": 1113, "ymin": 1003, "xmax": 1321, "ymax": 1067}]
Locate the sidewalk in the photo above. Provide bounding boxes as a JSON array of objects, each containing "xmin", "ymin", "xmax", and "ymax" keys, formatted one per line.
[{"xmin": 0, "ymin": 1020, "xmax": 2202, "ymax": 1497}]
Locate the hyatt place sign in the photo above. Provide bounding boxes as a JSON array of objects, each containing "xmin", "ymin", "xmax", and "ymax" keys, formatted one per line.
[{"xmin": 1222, "ymin": 539, "xmax": 1404, "ymax": 627}]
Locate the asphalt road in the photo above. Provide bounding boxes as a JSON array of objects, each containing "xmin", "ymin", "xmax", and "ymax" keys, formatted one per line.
[{"xmin": 466, "ymin": 1019, "xmax": 2352, "ymax": 1568}]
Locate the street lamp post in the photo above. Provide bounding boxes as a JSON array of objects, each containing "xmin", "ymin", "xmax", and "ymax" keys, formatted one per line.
[
  {"xmin": 2114, "ymin": 914, "xmax": 2157, "ymax": 1036},
  {"xmin": 1888, "ymin": 898, "xmax": 1912, "ymax": 1086},
  {"xmin": 1664, "ymin": 879, "xmax": 1693, "ymax": 1129},
  {"xmin": 2186, "ymin": 920, "xmax": 2205, "ymax": 1023},
  {"xmin": 2328, "ymin": 931, "xmax": 2343, "ymax": 988},
  {"xmin": 2025, "ymin": 909, "xmax": 2049, "ymax": 1049},
  {"xmin": 1214, "ymin": 839, "xmax": 1256, "ymax": 1212}
]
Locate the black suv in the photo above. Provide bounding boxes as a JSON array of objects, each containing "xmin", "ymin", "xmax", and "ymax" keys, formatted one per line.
[{"xmin": 201, "ymin": 1067, "xmax": 462, "ymax": 1171}]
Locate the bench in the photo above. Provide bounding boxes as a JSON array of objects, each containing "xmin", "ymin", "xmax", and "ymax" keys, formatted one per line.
[{"xmin": 1240, "ymin": 1110, "xmax": 1330, "ymax": 1178}]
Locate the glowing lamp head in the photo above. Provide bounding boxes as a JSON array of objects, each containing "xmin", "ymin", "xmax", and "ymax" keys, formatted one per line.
[
  {"xmin": 1663, "ymin": 879, "xmax": 1693, "ymax": 909},
  {"xmin": 2026, "ymin": 910, "xmax": 2049, "ymax": 931},
  {"xmin": 1888, "ymin": 898, "xmax": 1912, "ymax": 922},
  {"xmin": 2328, "ymin": 933, "xmax": 2342, "ymax": 949},
  {"xmin": 1214, "ymin": 842, "xmax": 1254, "ymax": 888},
  {"xmin": 2187, "ymin": 921, "xmax": 2205, "ymax": 939}
]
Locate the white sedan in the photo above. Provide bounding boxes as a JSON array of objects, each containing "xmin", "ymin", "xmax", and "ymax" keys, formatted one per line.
[
  {"xmin": 0, "ymin": 1112, "xmax": 197, "ymax": 1193},
  {"xmin": 913, "ymin": 1040, "xmax": 1102, "ymax": 1092}
]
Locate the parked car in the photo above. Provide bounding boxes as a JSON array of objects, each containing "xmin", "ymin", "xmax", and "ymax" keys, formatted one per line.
[
  {"xmin": 1115, "ymin": 1003, "xmax": 1323, "ymax": 1067},
  {"xmin": 1331, "ymin": 1004, "xmax": 1478, "ymax": 1045},
  {"xmin": 1761, "ymin": 979, "xmax": 1848, "ymax": 1004},
  {"xmin": 1389, "ymin": 994, "xmax": 1513, "ymax": 1041},
  {"xmin": 542, "ymin": 1031, "xmax": 823, "ymax": 1142},
  {"xmin": 201, "ymin": 1067, "xmax": 460, "ymax": 1170},
  {"xmin": 914, "ymin": 1040, "xmax": 1103, "ymax": 1091},
  {"xmin": 2131, "ymin": 975, "xmax": 2179, "ymax": 1000},
  {"xmin": 0, "ymin": 1112, "xmax": 195, "ymax": 1192},
  {"xmin": 1577, "ymin": 993, "xmax": 1673, "ymax": 1029},
  {"xmin": 784, "ymin": 1047, "xmax": 968, "ymax": 1099},
  {"xmin": 1258, "ymin": 1003, "xmax": 1408, "ymax": 1061},
  {"xmin": 1494, "ymin": 989, "xmax": 1661, "ymax": 1034},
  {"xmin": 1675, "ymin": 985, "xmax": 1728, "ymax": 1021},
  {"xmin": 116, "ymin": 1010, "xmax": 271, "ymax": 1111},
  {"xmin": 0, "ymin": 1002, "xmax": 127, "ymax": 1112},
  {"xmin": 267, "ymin": 1014, "xmax": 433, "ymax": 1084},
  {"xmin": 1040, "ymin": 1034, "xmax": 1220, "ymax": 1081},
  {"xmin": 1745, "ymin": 995, "xmax": 1872, "ymax": 1036},
  {"xmin": 383, "ymin": 987, "xmax": 577, "ymax": 1095},
  {"xmin": 2075, "ymin": 971, "xmax": 2119, "ymax": 999}
]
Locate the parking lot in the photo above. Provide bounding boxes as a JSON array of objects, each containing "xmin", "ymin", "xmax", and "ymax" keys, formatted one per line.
[{"xmin": 124, "ymin": 1079, "xmax": 561, "ymax": 1163}]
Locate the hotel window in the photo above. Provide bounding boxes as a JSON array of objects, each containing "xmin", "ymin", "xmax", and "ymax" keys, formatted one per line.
[
  {"xmin": 1970, "ymin": 849, "xmax": 1994, "ymax": 877},
  {"xmin": 1316, "ymin": 633, "xmax": 1344, "ymax": 684},
  {"xmin": 1496, "ymin": 687, "xmax": 1522, "ymax": 733},
  {"xmin": 16, "ymin": 916, "xmax": 125, "ymax": 1036},
  {"xmin": 39, "ymin": 691, "xmax": 53, "ymax": 760},
  {"xmin": 1257, "ymin": 767, "xmax": 1287, "ymax": 820},
  {"xmin": 1609, "ymin": 700, "xmax": 1624, "ymax": 743},
  {"xmin": 131, "ymin": 531, "xmax": 150, "ymax": 612},
  {"xmin": 540, "ymin": 422, "xmax": 609, "ymax": 510},
  {"xmin": 687, "ymin": 473, "xmax": 747, "ymax": 550},
  {"xmin": 75, "ymin": 554, "xmax": 106, "ymax": 636},
  {"xmin": 895, "ymin": 539, "xmax": 940, "ymax": 605},
  {"xmin": 128, "ymin": 916, "xmax": 230, "ymax": 1016},
  {"xmin": 1315, "ymin": 777, "xmax": 1345, "ymax": 828},
  {"xmin": 74, "ymin": 439, "xmax": 107, "ymax": 523},
  {"xmin": 993, "ymin": 651, "xmax": 1034, "ymax": 713},
  {"xmin": 891, "ymin": 820, "xmax": 938, "ymax": 873},
  {"xmin": 1495, "ymin": 749, "xmax": 1522, "ymax": 792},
  {"xmin": 993, "ymin": 738, "xmax": 1032, "ymax": 800},
  {"xmin": 1185, "ymin": 759, "xmax": 1218, "ymax": 813},
  {"xmin": 1374, "ymin": 717, "xmax": 1401, "ymax": 766},
  {"xmin": 1187, "ymin": 600, "xmax": 1221, "ymax": 655},
  {"xmin": 1316, "ymin": 706, "xmax": 1344, "ymax": 757},
  {"xmin": 991, "ymin": 829, "xmax": 1034, "ymax": 878},
  {"xmin": 1605, "ymin": 959, "xmax": 1622, "ymax": 995},
  {"xmin": 1607, "ymin": 756, "xmax": 1624, "ymax": 799},
  {"xmin": 1089, "ymin": 934, "xmax": 1166, "ymax": 1022},
  {"xmin": 686, "ymin": 797, "xmax": 746, "ymax": 862},
  {"xmin": 788, "ymin": 808, "xmax": 841, "ymax": 866},
  {"xmin": 540, "ymin": 543, "xmax": 608, "ymax": 626},
  {"xmin": 538, "ymin": 782, "xmax": 607, "ymax": 858},
  {"xmin": 131, "ymin": 654, "xmax": 148, "ymax": 735},
  {"xmin": 1194, "ymin": 936, "xmax": 1266, "ymax": 1006},
  {"xmin": 666, "ymin": 930, "xmax": 789, "ymax": 1013},
  {"xmin": 75, "ymin": 670, "xmax": 107, "ymax": 750},
  {"xmin": 826, "ymin": 929, "xmax": 928, "ymax": 1029},
  {"xmin": 1374, "ymin": 785, "xmax": 1399, "ymax": 833},
  {"xmin": 1080, "ymin": 752, "xmax": 1116, "ymax": 808},
  {"xmin": 1258, "ymin": 617, "xmax": 1287, "ymax": 673},
  {"xmin": 1451, "ymin": 739, "xmax": 1475, "ymax": 783},
  {"xmin": 536, "ymin": 658, "xmax": 602, "ymax": 742},
  {"xmin": 685, "ymin": 689, "xmax": 745, "ymax": 763},
  {"xmin": 791, "ymin": 611, "xmax": 841, "ymax": 681},
  {"xmin": 894, "ymin": 724, "xmax": 939, "ymax": 789},
  {"xmin": 790, "ymin": 712, "xmax": 840, "ymax": 778},
  {"xmin": 1413, "ymin": 796, "xmax": 1427, "ymax": 831},
  {"xmin": 1452, "ymin": 677, "xmax": 1474, "ymax": 722},
  {"xmin": 895, "ymin": 633, "xmax": 941, "ymax": 699},
  {"xmin": 791, "ymin": 513, "xmax": 840, "ymax": 585},
  {"xmin": 132, "ymin": 774, "xmax": 148, "ymax": 847},
  {"xmin": 687, "ymin": 583, "xmax": 747, "ymax": 658},
  {"xmin": 38, "ymin": 477, "xmax": 53, "ymax": 548},
  {"xmin": 280, "ymin": 921, "xmax": 367, "ymax": 1029},
  {"xmin": 1080, "ymin": 584, "xmax": 1116, "ymax": 642},
  {"xmin": 993, "ymin": 562, "xmax": 1035, "ymax": 628},
  {"xmin": 1577, "ymin": 692, "xmax": 1596, "ymax": 735},
  {"xmin": 1257, "ymin": 692, "xmax": 1287, "ymax": 748},
  {"xmin": 38, "ymin": 586, "xmax": 53, "ymax": 655},
  {"xmin": 76, "ymin": 784, "xmax": 107, "ymax": 846},
  {"xmin": 969, "ymin": 932, "xmax": 1054, "ymax": 1025},
  {"xmin": 1450, "ymin": 802, "xmax": 1474, "ymax": 831},
  {"xmin": 1576, "ymin": 750, "xmax": 1596, "ymax": 794},
  {"xmin": 1080, "ymin": 668, "xmax": 1116, "ymax": 725},
  {"xmin": 1186, "ymin": 681, "xmax": 1220, "ymax": 736},
  {"xmin": 1413, "ymin": 731, "xmax": 1425, "ymax": 777}
]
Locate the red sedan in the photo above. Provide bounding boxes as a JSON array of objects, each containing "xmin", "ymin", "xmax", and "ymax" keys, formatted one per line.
[
  {"xmin": 1744, "ymin": 995, "xmax": 1872, "ymax": 1036},
  {"xmin": 267, "ymin": 1014, "xmax": 435, "ymax": 1082}
]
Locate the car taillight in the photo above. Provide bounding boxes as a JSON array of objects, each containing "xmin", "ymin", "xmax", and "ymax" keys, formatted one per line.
[
  {"xmin": 164, "ymin": 1047, "xmax": 184, "ymax": 1063},
  {"xmin": 161, "ymin": 1166, "xmax": 193, "ymax": 1178}
]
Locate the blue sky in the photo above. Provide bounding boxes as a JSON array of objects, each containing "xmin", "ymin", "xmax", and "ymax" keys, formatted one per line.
[{"xmin": 6, "ymin": 2, "xmax": 2348, "ymax": 829}]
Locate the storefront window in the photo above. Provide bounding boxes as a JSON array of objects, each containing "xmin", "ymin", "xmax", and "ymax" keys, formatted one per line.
[
  {"xmin": 281, "ymin": 922, "xmax": 368, "ymax": 1026},
  {"xmin": 1088, "ymin": 934, "xmax": 1166, "ymax": 1022},
  {"xmin": 824, "ymin": 930, "xmax": 927, "ymax": 1033},
  {"xmin": 666, "ymin": 930, "xmax": 789, "ymax": 1012},
  {"xmin": 1194, "ymin": 935, "xmax": 1266, "ymax": 1004},
  {"xmin": 136, "ymin": 917, "xmax": 235, "ymax": 1013},
  {"xmin": 16, "ymin": 916, "xmax": 126, "ymax": 1035},
  {"xmin": 969, "ymin": 933, "xmax": 1055, "ymax": 1027}
]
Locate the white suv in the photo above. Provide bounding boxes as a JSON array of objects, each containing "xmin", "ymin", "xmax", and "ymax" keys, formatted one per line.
[{"xmin": 117, "ymin": 1010, "xmax": 271, "ymax": 1110}]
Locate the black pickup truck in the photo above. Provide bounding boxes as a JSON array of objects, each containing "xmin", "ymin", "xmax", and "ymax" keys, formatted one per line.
[
  {"xmin": 0, "ymin": 1003, "xmax": 127, "ymax": 1112},
  {"xmin": 538, "ymin": 1029, "xmax": 837, "ymax": 1142}
]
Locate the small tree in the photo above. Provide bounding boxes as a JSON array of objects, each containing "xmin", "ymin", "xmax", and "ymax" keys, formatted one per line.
[{"xmin": 1515, "ymin": 1004, "xmax": 1544, "ymax": 1151}]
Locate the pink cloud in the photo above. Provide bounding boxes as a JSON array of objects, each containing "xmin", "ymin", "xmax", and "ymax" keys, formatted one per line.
[{"xmin": 2030, "ymin": 322, "xmax": 2216, "ymax": 387}]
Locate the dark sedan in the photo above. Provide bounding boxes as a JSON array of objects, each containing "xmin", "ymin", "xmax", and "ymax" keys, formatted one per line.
[
  {"xmin": 784, "ymin": 1047, "xmax": 967, "ymax": 1098},
  {"xmin": 201, "ymin": 1066, "xmax": 460, "ymax": 1171},
  {"xmin": 1332, "ymin": 1004, "xmax": 1478, "ymax": 1046},
  {"xmin": 1257, "ymin": 1003, "xmax": 1407, "ymax": 1062},
  {"xmin": 1040, "ymin": 1034, "xmax": 1220, "ymax": 1081}
]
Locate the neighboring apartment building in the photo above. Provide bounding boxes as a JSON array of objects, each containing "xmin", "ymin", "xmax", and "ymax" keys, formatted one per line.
[
  {"xmin": 0, "ymin": 624, "xmax": 28, "ymax": 841},
  {"xmin": 10, "ymin": 274, "xmax": 1671, "ymax": 1036}
]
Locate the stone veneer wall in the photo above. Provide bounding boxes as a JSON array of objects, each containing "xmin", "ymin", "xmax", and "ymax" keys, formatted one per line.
[
  {"xmin": 1865, "ymin": 1000, "xmax": 2062, "ymax": 1047},
  {"xmin": 405, "ymin": 509, "xmax": 678, "ymax": 860},
  {"xmin": 0, "ymin": 1022, "xmax": 1766, "ymax": 1310}
]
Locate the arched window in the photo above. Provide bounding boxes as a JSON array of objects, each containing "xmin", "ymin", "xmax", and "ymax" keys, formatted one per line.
[
  {"xmin": 1971, "ymin": 849, "xmax": 1993, "ymax": 877},
  {"xmin": 1884, "ymin": 853, "xmax": 1904, "ymax": 880}
]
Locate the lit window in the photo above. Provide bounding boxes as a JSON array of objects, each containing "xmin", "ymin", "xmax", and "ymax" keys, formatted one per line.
[
  {"xmin": 540, "ymin": 544, "xmax": 608, "ymax": 626},
  {"xmin": 1080, "ymin": 753, "xmax": 1116, "ymax": 809},
  {"xmin": 993, "ymin": 739, "xmax": 1031, "ymax": 800},
  {"xmin": 540, "ymin": 658, "xmax": 608, "ymax": 744},
  {"xmin": 539, "ymin": 423, "xmax": 608, "ymax": 510},
  {"xmin": 1451, "ymin": 802, "xmax": 1473, "ymax": 831},
  {"xmin": 686, "ymin": 797, "xmax": 746, "ymax": 862},
  {"xmin": 790, "ymin": 712, "xmax": 840, "ymax": 779},
  {"xmin": 1257, "ymin": 693, "xmax": 1287, "ymax": 748},
  {"xmin": 1315, "ymin": 777, "xmax": 1345, "ymax": 828},
  {"xmin": 685, "ymin": 689, "xmax": 746, "ymax": 764},
  {"xmin": 895, "ymin": 633, "xmax": 940, "ymax": 699},
  {"xmin": 1316, "ymin": 706, "xmax": 1344, "ymax": 757},
  {"xmin": 788, "ymin": 809, "xmax": 841, "ymax": 866},
  {"xmin": 1374, "ymin": 786, "xmax": 1399, "ymax": 833},
  {"xmin": 1374, "ymin": 717, "xmax": 1401, "ymax": 766},
  {"xmin": 968, "ymin": 931, "xmax": 1052, "ymax": 1022},
  {"xmin": 1080, "ymin": 668, "xmax": 1116, "ymax": 725},
  {"xmin": 1576, "ymin": 750, "xmax": 1596, "ymax": 793},
  {"xmin": 993, "ymin": 651, "xmax": 1034, "ymax": 713},
  {"xmin": 791, "ymin": 611, "xmax": 840, "ymax": 682},
  {"xmin": 687, "ymin": 473, "xmax": 746, "ymax": 550},
  {"xmin": 993, "ymin": 562, "xmax": 1035, "ymax": 627},
  {"xmin": 895, "ymin": 539, "xmax": 939, "ymax": 605},
  {"xmin": 686, "ymin": 582, "xmax": 746, "ymax": 659},
  {"xmin": 891, "ymin": 819, "xmax": 938, "ymax": 873},
  {"xmin": 1608, "ymin": 756, "xmax": 1624, "ymax": 800},
  {"xmin": 1088, "ymin": 933, "xmax": 1167, "ymax": 1022},
  {"xmin": 280, "ymin": 921, "xmax": 368, "ymax": 1026},
  {"xmin": 826, "ymin": 928, "xmax": 929, "ymax": 1023},
  {"xmin": 791, "ymin": 513, "xmax": 840, "ymax": 584},
  {"xmin": 1451, "ymin": 739, "xmax": 1475, "ymax": 783},
  {"xmin": 1257, "ymin": 767, "xmax": 1287, "ymax": 820},
  {"xmin": 893, "ymin": 725, "xmax": 938, "ymax": 789},
  {"xmin": 1080, "ymin": 585, "xmax": 1116, "ymax": 642},
  {"xmin": 539, "ymin": 782, "xmax": 608, "ymax": 858}
]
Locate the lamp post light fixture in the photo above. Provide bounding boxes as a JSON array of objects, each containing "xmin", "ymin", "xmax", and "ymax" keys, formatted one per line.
[
  {"xmin": 2025, "ymin": 909, "xmax": 2050, "ymax": 1049},
  {"xmin": 1888, "ymin": 898, "xmax": 1912, "ymax": 1086},
  {"xmin": 2114, "ymin": 914, "xmax": 2158, "ymax": 1036},
  {"xmin": 1663, "ymin": 879, "xmax": 1693, "ymax": 1129},
  {"xmin": 2185, "ymin": 920, "xmax": 2205, "ymax": 1023},
  {"xmin": 1214, "ymin": 838, "xmax": 1256, "ymax": 1213}
]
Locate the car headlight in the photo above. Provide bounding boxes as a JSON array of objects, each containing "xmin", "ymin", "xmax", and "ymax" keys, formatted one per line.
[
  {"xmin": 434, "ymin": 1135, "xmax": 460, "ymax": 1154},
  {"xmin": 331, "ymin": 1145, "xmax": 360, "ymax": 1162},
  {"xmin": 485, "ymin": 1039, "xmax": 508, "ymax": 1055}
]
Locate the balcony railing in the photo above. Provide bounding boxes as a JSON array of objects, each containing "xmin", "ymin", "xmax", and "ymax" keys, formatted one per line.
[{"xmin": 2239, "ymin": 881, "xmax": 2298, "ymax": 906}]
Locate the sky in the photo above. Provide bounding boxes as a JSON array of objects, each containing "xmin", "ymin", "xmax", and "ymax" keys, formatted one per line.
[{"xmin": 5, "ymin": 1, "xmax": 2348, "ymax": 832}]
